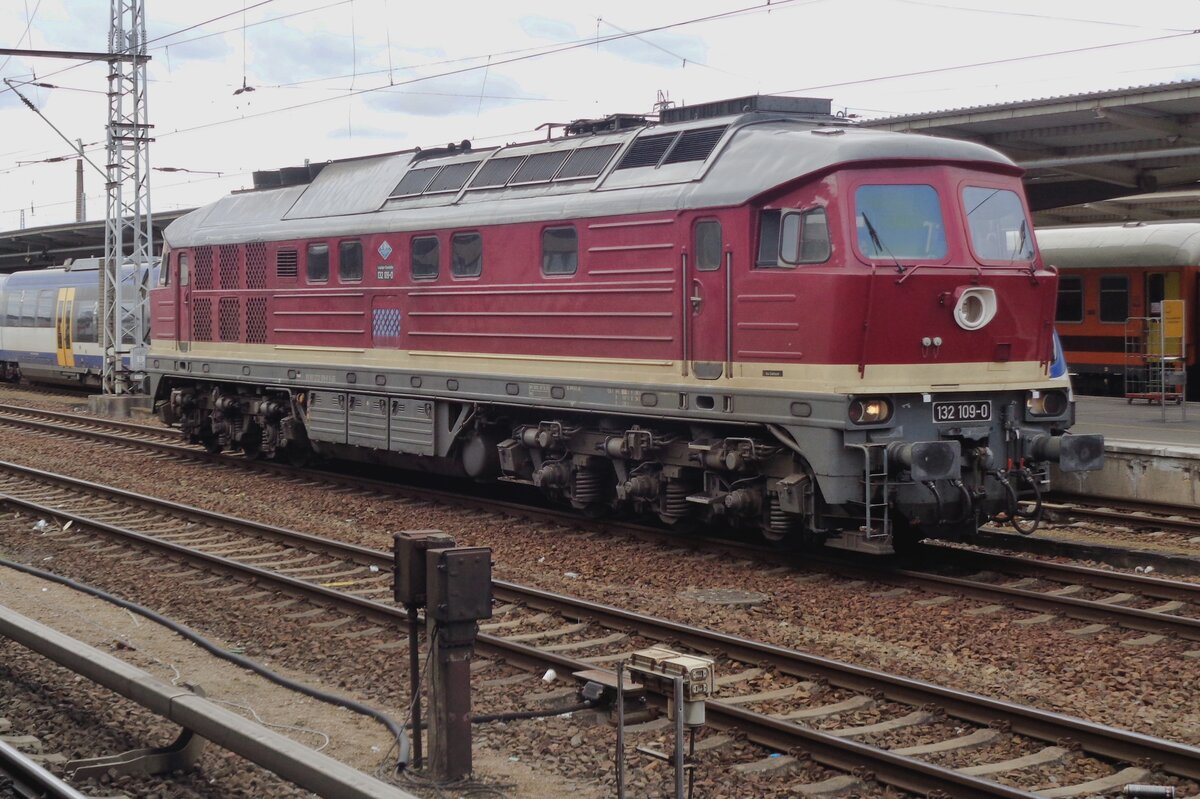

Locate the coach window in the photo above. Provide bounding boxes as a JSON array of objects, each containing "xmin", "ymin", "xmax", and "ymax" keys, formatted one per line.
[
  {"xmin": 411, "ymin": 236, "xmax": 439, "ymax": 280},
  {"xmin": 451, "ymin": 232, "xmax": 482, "ymax": 278},
  {"xmin": 339, "ymin": 240, "xmax": 363, "ymax": 282},
  {"xmin": 307, "ymin": 243, "xmax": 329, "ymax": 283},
  {"xmin": 695, "ymin": 220, "xmax": 722, "ymax": 271},
  {"xmin": 1098, "ymin": 275, "xmax": 1129, "ymax": 323},
  {"xmin": 1055, "ymin": 275, "xmax": 1084, "ymax": 324},
  {"xmin": 36, "ymin": 289, "xmax": 54, "ymax": 327},
  {"xmin": 542, "ymin": 226, "xmax": 578, "ymax": 276},
  {"xmin": 5, "ymin": 292, "xmax": 19, "ymax": 326},
  {"xmin": 780, "ymin": 208, "xmax": 831, "ymax": 265},
  {"xmin": 855, "ymin": 185, "xmax": 946, "ymax": 260}
]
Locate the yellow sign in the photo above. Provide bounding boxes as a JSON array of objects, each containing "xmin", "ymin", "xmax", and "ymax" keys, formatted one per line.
[{"xmin": 1163, "ymin": 299, "xmax": 1185, "ymax": 339}]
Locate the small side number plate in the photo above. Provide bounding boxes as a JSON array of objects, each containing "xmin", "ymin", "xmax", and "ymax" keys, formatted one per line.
[{"xmin": 933, "ymin": 400, "xmax": 991, "ymax": 423}]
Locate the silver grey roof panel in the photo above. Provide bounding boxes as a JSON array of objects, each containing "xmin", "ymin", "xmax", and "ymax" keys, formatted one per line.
[
  {"xmin": 166, "ymin": 116, "xmax": 1017, "ymax": 248},
  {"xmin": 284, "ymin": 154, "xmax": 411, "ymax": 219}
]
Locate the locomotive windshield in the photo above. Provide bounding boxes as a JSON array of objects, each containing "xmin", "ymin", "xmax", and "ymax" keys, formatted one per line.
[
  {"xmin": 854, "ymin": 185, "xmax": 947, "ymax": 260},
  {"xmin": 963, "ymin": 186, "xmax": 1034, "ymax": 261}
]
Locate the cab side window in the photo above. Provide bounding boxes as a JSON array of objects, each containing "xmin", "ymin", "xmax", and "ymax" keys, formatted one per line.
[
  {"xmin": 781, "ymin": 208, "xmax": 831, "ymax": 264},
  {"xmin": 179, "ymin": 253, "xmax": 190, "ymax": 286},
  {"xmin": 695, "ymin": 220, "xmax": 722, "ymax": 271}
]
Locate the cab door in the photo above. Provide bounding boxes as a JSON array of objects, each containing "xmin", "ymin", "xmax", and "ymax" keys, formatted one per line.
[
  {"xmin": 686, "ymin": 218, "xmax": 729, "ymax": 379},
  {"xmin": 55, "ymin": 287, "xmax": 75, "ymax": 368},
  {"xmin": 176, "ymin": 252, "xmax": 191, "ymax": 352}
]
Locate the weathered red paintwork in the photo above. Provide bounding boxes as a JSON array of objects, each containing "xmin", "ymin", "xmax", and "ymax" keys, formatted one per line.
[{"xmin": 151, "ymin": 163, "xmax": 1053, "ymax": 374}]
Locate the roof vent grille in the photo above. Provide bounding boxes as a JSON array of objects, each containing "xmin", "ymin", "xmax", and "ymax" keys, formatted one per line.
[
  {"xmin": 616, "ymin": 133, "xmax": 677, "ymax": 169},
  {"xmin": 662, "ymin": 126, "xmax": 727, "ymax": 164},
  {"xmin": 556, "ymin": 144, "xmax": 619, "ymax": 180}
]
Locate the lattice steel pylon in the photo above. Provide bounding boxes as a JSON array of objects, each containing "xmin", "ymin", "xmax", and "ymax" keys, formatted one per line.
[{"xmin": 102, "ymin": 0, "xmax": 153, "ymax": 394}]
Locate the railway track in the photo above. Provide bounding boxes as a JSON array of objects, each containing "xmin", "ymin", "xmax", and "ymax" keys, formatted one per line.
[
  {"xmin": 1, "ymin": 405, "xmax": 1198, "ymax": 644},
  {"xmin": 1045, "ymin": 493, "xmax": 1200, "ymax": 537},
  {"xmin": 0, "ymin": 461, "xmax": 1196, "ymax": 797}
]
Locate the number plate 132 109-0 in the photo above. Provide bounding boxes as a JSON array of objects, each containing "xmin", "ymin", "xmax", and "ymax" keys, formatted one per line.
[{"xmin": 933, "ymin": 400, "xmax": 991, "ymax": 423}]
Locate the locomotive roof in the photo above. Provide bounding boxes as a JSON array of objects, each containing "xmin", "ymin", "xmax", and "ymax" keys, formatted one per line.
[
  {"xmin": 166, "ymin": 112, "xmax": 1019, "ymax": 248},
  {"xmin": 1036, "ymin": 223, "xmax": 1200, "ymax": 269}
]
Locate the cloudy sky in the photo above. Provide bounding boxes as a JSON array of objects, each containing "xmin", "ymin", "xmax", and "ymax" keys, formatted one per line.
[{"xmin": 0, "ymin": 0, "xmax": 1197, "ymax": 231}]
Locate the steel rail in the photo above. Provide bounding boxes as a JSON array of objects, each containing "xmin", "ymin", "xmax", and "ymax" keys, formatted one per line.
[
  {"xmin": 1, "ymin": 463, "xmax": 1197, "ymax": 788},
  {"xmin": 2, "ymin": 410, "xmax": 1198, "ymax": 641},
  {"xmin": 0, "ymin": 404, "xmax": 180, "ymax": 439},
  {"xmin": 0, "ymin": 738, "xmax": 90, "ymax": 799},
  {"xmin": 918, "ymin": 542, "xmax": 1200, "ymax": 603}
]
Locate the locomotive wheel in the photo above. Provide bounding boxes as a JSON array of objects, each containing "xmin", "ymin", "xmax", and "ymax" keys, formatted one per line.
[
  {"xmin": 200, "ymin": 435, "xmax": 223, "ymax": 455},
  {"xmin": 889, "ymin": 516, "xmax": 927, "ymax": 557},
  {"xmin": 240, "ymin": 423, "xmax": 264, "ymax": 460}
]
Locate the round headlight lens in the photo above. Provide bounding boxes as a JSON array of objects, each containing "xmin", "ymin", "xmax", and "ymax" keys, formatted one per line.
[
  {"xmin": 849, "ymin": 398, "xmax": 893, "ymax": 424},
  {"xmin": 1027, "ymin": 389, "xmax": 1068, "ymax": 417}
]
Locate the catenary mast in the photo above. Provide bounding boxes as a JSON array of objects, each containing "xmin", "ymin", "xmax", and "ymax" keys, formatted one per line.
[{"xmin": 102, "ymin": 0, "xmax": 153, "ymax": 394}]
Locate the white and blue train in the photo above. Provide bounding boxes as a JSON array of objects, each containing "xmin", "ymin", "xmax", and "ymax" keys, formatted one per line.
[{"xmin": 0, "ymin": 258, "xmax": 157, "ymax": 387}]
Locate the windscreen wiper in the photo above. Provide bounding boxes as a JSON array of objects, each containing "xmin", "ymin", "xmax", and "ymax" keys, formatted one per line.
[{"xmin": 860, "ymin": 212, "xmax": 904, "ymax": 273}]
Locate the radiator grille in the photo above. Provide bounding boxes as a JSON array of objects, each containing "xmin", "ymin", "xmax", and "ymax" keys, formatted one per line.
[
  {"xmin": 218, "ymin": 297, "xmax": 240, "ymax": 341},
  {"xmin": 192, "ymin": 297, "xmax": 212, "ymax": 341}
]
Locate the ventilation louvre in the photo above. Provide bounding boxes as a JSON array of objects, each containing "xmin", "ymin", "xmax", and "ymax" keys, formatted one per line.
[
  {"xmin": 556, "ymin": 144, "xmax": 619, "ymax": 180},
  {"xmin": 616, "ymin": 133, "xmax": 677, "ymax": 169},
  {"xmin": 246, "ymin": 297, "xmax": 268, "ymax": 343},
  {"xmin": 469, "ymin": 156, "xmax": 524, "ymax": 188},
  {"xmin": 218, "ymin": 244, "xmax": 240, "ymax": 289},
  {"xmin": 218, "ymin": 297, "xmax": 240, "ymax": 342},
  {"xmin": 193, "ymin": 247, "xmax": 214, "ymax": 291},
  {"xmin": 425, "ymin": 161, "xmax": 479, "ymax": 193},
  {"xmin": 245, "ymin": 242, "xmax": 267, "ymax": 289},
  {"xmin": 511, "ymin": 151, "xmax": 569, "ymax": 184},
  {"xmin": 192, "ymin": 297, "xmax": 212, "ymax": 341},
  {"xmin": 276, "ymin": 249, "xmax": 299, "ymax": 278},
  {"xmin": 391, "ymin": 166, "xmax": 439, "ymax": 197},
  {"xmin": 662, "ymin": 126, "xmax": 727, "ymax": 164}
]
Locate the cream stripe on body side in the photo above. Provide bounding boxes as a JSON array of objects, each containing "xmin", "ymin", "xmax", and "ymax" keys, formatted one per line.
[{"xmin": 151, "ymin": 339, "xmax": 1061, "ymax": 395}]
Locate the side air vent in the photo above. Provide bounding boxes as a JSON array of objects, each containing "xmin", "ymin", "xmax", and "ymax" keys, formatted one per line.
[
  {"xmin": 391, "ymin": 166, "xmax": 439, "ymax": 197},
  {"xmin": 425, "ymin": 161, "xmax": 479, "ymax": 193},
  {"xmin": 662, "ymin": 126, "xmax": 726, "ymax": 164},
  {"xmin": 276, "ymin": 249, "xmax": 299, "ymax": 278},
  {"xmin": 556, "ymin": 144, "xmax": 619, "ymax": 180},
  {"xmin": 616, "ymin": 133, "xmax": 677, "ymax": 169}
]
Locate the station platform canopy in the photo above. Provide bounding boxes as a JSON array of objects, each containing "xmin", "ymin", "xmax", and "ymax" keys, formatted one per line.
[
  {"xmin": 861, "ymin": 79, "xmax": 1200, "ymax": 226},
  {"xmin": 0, "ymin": 209, "xmax": 189, "ymax": 273}
]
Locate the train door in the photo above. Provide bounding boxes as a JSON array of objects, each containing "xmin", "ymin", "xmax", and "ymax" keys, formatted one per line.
[
  {"xmin": 1146, "ymin": 270, "xmax": 1184, "ymax": 359},
  {"xmin": 54, "ymin": 287, "xmax": 75, "ymax": 367},
  {"xmin": 686, "ymin": 218, "xmax": 730, "ymax": 379},
  {"xmin": 176, "ymin": 252, "xmax": 191, "ymax": 352}
]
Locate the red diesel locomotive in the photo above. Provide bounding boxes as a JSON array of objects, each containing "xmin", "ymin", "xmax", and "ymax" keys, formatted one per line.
[{"xmin": 148, "ymin": 95, "xmax": 1102, "ymax": 552}]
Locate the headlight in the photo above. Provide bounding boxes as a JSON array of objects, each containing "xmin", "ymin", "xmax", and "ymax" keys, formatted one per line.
[
  {"xmin": 1026, "ymin": 389, "xmax": 1068, "ymax": 417},
  {"xmin": 848, "ymin": 397, "xmax": 892, "ymax": 424},
  {"xmin": 952, "ymin": 286, "xmax": 997, "ymax": 331}
]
